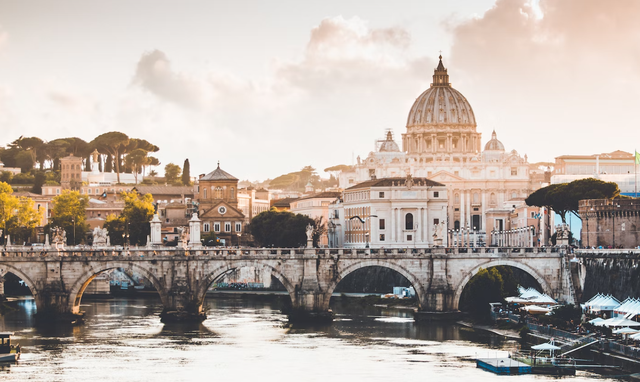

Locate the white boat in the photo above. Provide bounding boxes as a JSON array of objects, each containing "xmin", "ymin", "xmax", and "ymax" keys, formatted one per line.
[{"xmin": 0, "ymin": 332, "xmax": 20, "ymax": 362}]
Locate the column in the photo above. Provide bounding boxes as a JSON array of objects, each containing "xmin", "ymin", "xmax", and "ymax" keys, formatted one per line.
[
  {"xmin": 466, "ymin": 190, "xmax": 472, "ymax": 230},
  {"xmin": 481, "ymin": 192, "xmax": 487, "ymax": 233},
  {"xmin": 459, "ymin": 190, "xmax": 465, "ymax": 233},
  {"xmin": 150, "ymin": 214, "xmax": 162, "ymax": 245},
  {"xmin": 391, "ymin": 208, "xmax": 396, "ymax": 242}
]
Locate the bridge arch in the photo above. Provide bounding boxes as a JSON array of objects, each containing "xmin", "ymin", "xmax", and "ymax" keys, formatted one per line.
[
  {"xmin": 323, "ymin": 259, "xmax": 427, "ymax": 310},
  {"xmin": 67, "ymin": 262, "xmax": 166, "ymax": 315},
  {"xmin": 452, "ymin": 259, "xmax": 552, "ymax": 311},
  {"xmin": 198, "ymin": 260, "xmax": 297, "ymax": 308},
  {"xmin": 0, "ymin": 263, "xmax": 39, "ymax": 298}
]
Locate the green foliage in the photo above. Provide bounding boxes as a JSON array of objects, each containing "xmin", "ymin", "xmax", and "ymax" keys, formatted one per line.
[
  {"xmin": 0, "ymin": 171, "xmax": 12, "ymax": 183},
  {"xmin": 91, "ymin": 132, "xmax": 130, "ymax": 183},
  {"xmin": 459, "ymin": 266, "xmax": 520, "ymax": 322},
  {"xmin": 49, "ymin": 190, "xmax": 89, "ymax": 244},
  {"xmin": 248, "ymin": 210, "xmax": 315, "ymax": 247},
  {"xmin": 268, "ymin": 166, "xmax": 321, "ymax": 192},
  {"xmin": 0, "ymin": 182, "xmax": 43, "ymax": 243},
  {"xmin": 164, "ymin": 163, "xmax": 182, "ymax": 185},
  {"xmin": 32, "ymin": 171, "xmax": 45, "ymax": 194},
  {"xmin": 182, "ymin": 159, "xmax": 191, "ymax": 186},
  {"xmin": 10, "ymin": 173, "xmax": 35, "ymax": 185},
  {"xmin": 324, "ymin": 164, "xmax": 352, "ymax": 173},
  {"xmin": 15, "ymin": 151, "xmax": 34, "ymax": 172},
  {"xmin": 104, "ymin": 190, "xmax": 154, "ymax": 246},
  {"xmin": 526, "ymin": 178, "xmax": 619, "ymax": 223},
  {"xmin": 125, "ymin": 148, "xmax": 150, "ymax": 184},
  {"xmin": 537, "ymin": 304, "xmax": 582, "ymax": 330}
]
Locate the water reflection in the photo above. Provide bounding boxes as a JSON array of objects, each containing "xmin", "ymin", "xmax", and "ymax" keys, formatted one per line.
[{"xmin": 0, "ymin": 295, "xmax": 625, "ymax": 382}]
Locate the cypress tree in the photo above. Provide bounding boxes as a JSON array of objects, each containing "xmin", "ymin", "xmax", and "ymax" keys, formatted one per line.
[{"xmin": 182, "ymin": 159, "xmax": 191, "ymax": 186}]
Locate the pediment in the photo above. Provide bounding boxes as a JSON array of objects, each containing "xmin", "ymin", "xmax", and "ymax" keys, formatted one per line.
[
  {"xmin": 428, "ymin": 170, "xmax": 464, "ymax": 182},
  {"xmin": 200, "ymin": 201, "xmax": 245, "ymax": 219}
]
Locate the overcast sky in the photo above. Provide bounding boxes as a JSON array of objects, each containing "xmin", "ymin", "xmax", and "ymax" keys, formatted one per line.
[{"xmin": 0, "ymin": 0, "xmax": 638, "ymax": 181}]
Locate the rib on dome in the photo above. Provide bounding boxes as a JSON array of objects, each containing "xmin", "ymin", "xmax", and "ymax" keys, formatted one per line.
[{"xmin": 406, "ymin": 55, "xmax": 476, "ymax": 128}]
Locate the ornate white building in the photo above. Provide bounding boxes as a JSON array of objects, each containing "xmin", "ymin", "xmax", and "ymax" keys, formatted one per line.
[{"xmin": 339, "ymin": 56, "xmax": 536, "ymax": 242}]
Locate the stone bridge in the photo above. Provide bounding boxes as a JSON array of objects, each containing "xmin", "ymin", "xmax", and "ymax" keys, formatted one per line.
[{"xmin": 0, "ymin": 246, "xmax": 575, "ymax": 323}]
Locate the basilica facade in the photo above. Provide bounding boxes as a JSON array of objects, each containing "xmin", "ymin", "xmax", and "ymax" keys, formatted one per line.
[{"xmin": 339, "ymin": 56, "xmax": 537, "ymax": 242}]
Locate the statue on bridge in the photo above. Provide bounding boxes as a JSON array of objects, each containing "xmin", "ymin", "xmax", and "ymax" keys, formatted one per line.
[
  {"xmin": 177, "ymin": 226, "xmax": 189, "ymax": 249},
  {"xmin": 92, "ymin": 227, "xmax": 109, "ymax": 248},
  {"xmin": 306, "ymin": 224, "xmax": 314, "ymax": 248},
  {"xmin": 432, "ymin": 221, "xmax": 446, "ymax": 246},
  {"xmin": 51, "ymin": 227, "xmax": 66, "ymax": 250}
]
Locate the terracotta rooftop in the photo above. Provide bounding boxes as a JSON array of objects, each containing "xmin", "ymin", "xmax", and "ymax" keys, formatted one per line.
[
  {"xmin": 295, "ymin": 191, "xmax": 342, "ymax": 202},
  {"xmin": 200, "ymin": 163, "xmax": 238, "ymax": 181},
  {"xmin": 133, "ymin": 186, "xmax": 194, "ymax": 196}
]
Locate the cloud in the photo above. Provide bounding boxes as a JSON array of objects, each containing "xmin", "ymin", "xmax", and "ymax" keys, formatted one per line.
[
  {"xmin": 275, "ymin": 16, "xmax": 427, "ymax": 95},
  {"xmin": 132, "ymin": 50, "xmax": 205, "ymax": 110},
  {"xmin": 447, "ymin": 0, "xmax": 640, "ymax": 160}
]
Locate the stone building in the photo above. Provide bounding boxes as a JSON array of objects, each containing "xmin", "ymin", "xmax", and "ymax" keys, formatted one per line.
[
  {"xmin": 196, "ymin": 163, "xmax": 245, "ymax": 246},
  {"xmin": 60, "ymin": 154, "xmax": 83, "ymax": 189},
  {"xmin": 580, "ymin": 199, "xmax": 640, "ymax": 248},
  {"xmin": 338, "ymin": 56, "xmax": 539, "ymax": 243},
  {"xmin": 329, "ymin": 175, "xmax": 448, "ymax": 248}
]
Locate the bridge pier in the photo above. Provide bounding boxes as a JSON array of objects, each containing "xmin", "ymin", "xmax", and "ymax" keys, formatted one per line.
[
  {"xmin": 287, "ymin": 252, "xmax": 334, "ymax": 323},
  {"xmin": 34, "ymin": 283, "xmax": 84, "ymax": 325}
]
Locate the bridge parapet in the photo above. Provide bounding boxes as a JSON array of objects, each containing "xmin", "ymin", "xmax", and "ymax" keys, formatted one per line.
[{"xmin": 0, "ymin": 246, "xmax": 573, "ymax": 324}]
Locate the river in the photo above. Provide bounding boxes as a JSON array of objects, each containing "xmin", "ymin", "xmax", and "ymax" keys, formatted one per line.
[{"xmin": 0, "ymin": 295, "xmax": 626, "ymax": 381}]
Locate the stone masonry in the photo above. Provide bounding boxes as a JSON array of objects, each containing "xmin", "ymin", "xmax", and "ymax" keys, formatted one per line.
[{"xmin": 0, "ymin": 246, "xmax": 574, "ymax": 323}]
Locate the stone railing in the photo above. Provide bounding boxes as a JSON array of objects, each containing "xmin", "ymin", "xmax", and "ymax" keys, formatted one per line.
[
  {"xmin": 0, "ymin": 245, "xmax": 565, "ymax": 259},
  {"xmin": 575, "ymin": 249, "xmax": 640, "ymax": 257}
]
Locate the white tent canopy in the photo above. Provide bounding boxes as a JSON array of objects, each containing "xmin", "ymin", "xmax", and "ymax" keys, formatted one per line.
[
  {"xmin": 613, "ymin": 327, "xmax": 640, "ymax": 334},
  {"xmin": 531, "ymin": 342, "xmax": 561, "ymax": 351},
  {"xmin": 584, "ymin": 294, "xmax": 621, "ymax": 313}
]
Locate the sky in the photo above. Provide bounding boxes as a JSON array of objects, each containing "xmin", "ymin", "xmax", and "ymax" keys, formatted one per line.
[{"xmin": 0, "ymin": 0, "xmax": 639, "ymax": 181}]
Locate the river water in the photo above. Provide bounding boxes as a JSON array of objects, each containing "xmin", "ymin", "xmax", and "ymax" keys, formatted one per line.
[{"xmin": 0, "ymin": 295, "xmax": 625, "ymax": 381}]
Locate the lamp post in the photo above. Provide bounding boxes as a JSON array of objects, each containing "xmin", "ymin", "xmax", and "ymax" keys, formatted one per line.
[
  {"xmin": 237, "ymin": 233, "xmax": 242, "ymax": 248},
  {"xmin": 473, "ymin": 226, "xmax": 477, "ymax": 248},
  {"xmin": 349, "ymin": 215, "xmax": 378, "ymax": 249},
  {"xmin": 72, "ymin": 215, "xmax": 76, "ymax": 246}
]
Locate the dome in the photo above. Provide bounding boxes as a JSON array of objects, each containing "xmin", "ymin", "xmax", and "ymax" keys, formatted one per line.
[
  {"xmin": 406, "ymin": 56, "xmax": 476, "ymax": 128},
  {"xmin": 484, "ymin": 130, "xmax": 505, "ymax": 151},
  {"xmin": 379, "ymin": 131, "xmax": 400, "ymax": 152}
]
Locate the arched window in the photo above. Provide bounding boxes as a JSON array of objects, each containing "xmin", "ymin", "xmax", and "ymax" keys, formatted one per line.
[
  {"xmin": 405, "ymin": 213, "xmax": 414, "ymax": 230},
  {"xmin": 215, "ymin": 187, "xmax": 222, "ymax": 199},
  {"xmin": 231, "ymin": 187, "xmax": 235, "ymax": 198},
  {"xmin": 203, "ymin": 188, "xmax": 207, "ymax": 199}
]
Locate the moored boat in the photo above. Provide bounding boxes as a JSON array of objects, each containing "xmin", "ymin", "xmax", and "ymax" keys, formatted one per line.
[{"xmin": 0, "ymin": 332, "xmax": 21, "ymax": 362}]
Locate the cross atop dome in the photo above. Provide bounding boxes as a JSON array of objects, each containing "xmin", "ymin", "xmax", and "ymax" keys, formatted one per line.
[{"xmin": 432, "ymin": 54, "xmax": 450, "ymax": 87}]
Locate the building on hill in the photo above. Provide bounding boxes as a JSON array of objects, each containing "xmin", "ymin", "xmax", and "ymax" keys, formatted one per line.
[
  {"xmin": 0, "ymin": 161, "xmax": 21, "ymax": 175},
  {"xmin": 195, "ymin": 163, "xmax": 245, "ymax": 246},
  {"xmin": 290, "ymin": 191, "xmax": 342, "ymax": 246},
  {"xmin": 237, "ymin": 187, "xmax": 271, "ymax": 224},
  {"xmin": 337, "ymin": 56, "xmax": 540, "ymax": 244},
  {"xmin": 270, "ymin": 197, "xmax": 298, "ymax": 212},
  {"xmin": 328, "ymin": 175, "xmax": 448, "ymax": 248}
]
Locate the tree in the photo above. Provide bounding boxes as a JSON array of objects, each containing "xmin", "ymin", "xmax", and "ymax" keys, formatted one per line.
[
  {"xmin": 182, "ymin": 159, "xmax": 191, "ymax": 186},
  {"xmin": 32, "ymin": 171, "xmax": 45, "ymax": 194},
  {"xmin": 164, "ymin": 163, "xmax": 182, "ymax": 185},
  {"xmin": 125, "ymin": 148, "xmax": 150, "ymax": 184},
  {"xmin": 91, "ymin": 132, "xmax": 130, "ymax": 183},
  {"xmin": 15, "ymin": 150, "xmax": 35, "ymax": 173},
  {"xmin": 248, "ymin": 210, "xmax": 314, "ymax": 247},
  {"xmin": 526, "ymin": 178, "xmax": 619, "ymax": 223},
  {"xmin": 459, "ymin": 267, "xmax": 505, "ymax": 321},
  {"xmin": 49, "ymin": 190, "xmax": 89, "ymax": 245},
  {"xmin": 105, "ymin": 190, "xmax": 154, "ymax": 246},
  {"xmin": 10, "ymin": 136, "xmax": 44, "ymax": 169},
  {"xmin": 6, "ymin": 196, "xmax": 43, "ymax": 243}
]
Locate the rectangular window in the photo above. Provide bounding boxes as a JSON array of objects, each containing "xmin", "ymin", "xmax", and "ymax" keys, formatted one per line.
[
  {"xmin": 379, "ymin": 192, "xmax": 384, "ymax": 198},
  {"xmin": 203, "ymin": 223, "xmax": 210, "ymax": 232},
  {"xmin": 434, "ymin": 218, "xmax": 440, "ymax": 225},
  {"xmin": 433, "ymin": 191, "xmax": 439, "ymax": 198},
  {"xmin": 88, "ymin": 189, "xmax": 92, "ymax": 194},
  {"xmin": 454, "ymin": 208, "xmax": 459, "ymax": 212},
  {"xmin": 225, "ymin": 223, "xmax": 231, "ymax": 232},
  {"xmin": 511, "ymin": 167, "xmax": 517, "ymax": 176},
  {"xmin": 379, "ymin": 219, "xmax": 385, "ymax": 230},
  {"xmin": 407, "ymin": 234, "xmax": 413, "ymax": 241},
  {"xmin": 235, "ymin": 223, "xmax": 242, "ymax": 232},
  {"xmin": 379, "ymin": 234, "xmax": 385, "ymax": 241},
  {"xmin": 214, "ymin": 223, "xmax": 220, "ymax": 232}
]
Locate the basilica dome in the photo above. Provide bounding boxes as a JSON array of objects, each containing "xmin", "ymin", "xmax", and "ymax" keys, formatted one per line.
[
  {"xmin": 484, "ymin": 130, "xmax": 505, "ymax": 151},
  {"xmin": 406, "ymin": 56, "xmax": 476, "ymax": 129},
  {"xmin": 379, "ymin": 131, "xmax": 400, "ymax": 152}
]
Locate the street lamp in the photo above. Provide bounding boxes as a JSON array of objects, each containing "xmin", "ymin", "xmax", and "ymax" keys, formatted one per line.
[{"xmin": 349, "ymin": 215, "xmax": 378, "ymax": 249}]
